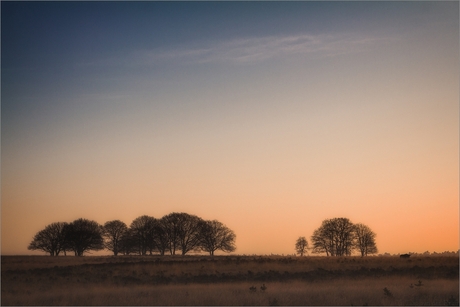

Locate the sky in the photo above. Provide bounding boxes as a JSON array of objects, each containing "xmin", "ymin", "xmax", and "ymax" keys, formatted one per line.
[{"xmin": 2, "ymin": 1, "xmax": 458, "ymax": 256}]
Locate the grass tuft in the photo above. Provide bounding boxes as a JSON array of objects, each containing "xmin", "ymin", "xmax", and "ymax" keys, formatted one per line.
[{"xmin": 383, "ymin": 287, "xmax": 393, "ymax": 297}]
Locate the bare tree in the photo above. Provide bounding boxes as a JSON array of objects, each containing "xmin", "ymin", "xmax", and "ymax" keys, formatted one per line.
[
  {"xmin": 119, "ymin": 229, "xmax": 137, "ymax": 255},
  {"xmin": 102, "ymin": 220, "xmax": 128, "ymax": 256},
  {"xmin": 28, "ymin": 222, "xmax": 68, "ymax": 256},
  {"xmin": 160, "ymin": 213, "xmax": 181, "ymax": 255},
  {"xmin": 130, "ymin": 215, "xmax": 156, "ymax": 255},
  {"xmin": 27, "ymin": 212, "xmax": 238, "ymax": 257},
  {"xmin": 152, "ymin": 218, "xmax": 169, "ymax": 256},
  {"xmin": 354, "ymin": 223, "xmax": 378, "ymax": 256},
  {"xmin": 295, "ymin": 236, "xmax": 309, "ymax": 256},
  {"xmin": 311, "ymin": 228, "xmax": 331, "ymax": 256},
  {"xmin": 176, "ymin": 213, "xmax": 203, "ymax": 255},
  {"xmin": 161, "ymin": 212, "xmax": 203, "ymax": 255},
  {"xmin": 198, "ymin": 220, "xmax": 236, "ymax": 256},
  {"xmin": 311, "ymin": 218, "xmax": 355, "ymax": 256},
  {"xmin": 63, "ymin": 218, "xmax": 103, "ymax": 256}
]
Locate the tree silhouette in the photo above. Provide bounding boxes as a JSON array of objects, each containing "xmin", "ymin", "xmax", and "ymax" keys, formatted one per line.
[
  {"xmin": 176, "ymin": 213, "xmax": 203, "ymax": 255},
  {"xmin": 161, "ymin": 212, "xmax": 203, "ymax": 255},
  {"xmin": 295, "ymin": 236, "xmax": 309, "ymax": 256},
  {"xmin": 28, "ymin": 212, "xmax": 237, "ymax": 256},
  {"xmin": 102, "ymin": 220, "xmax": 128, "ymax": 256},
  {"xmin": 311, "ymin": 218, "xmax": 378, "ymax": 256},
  {"xmin": 160, "ymin": 213, "xmax": 181, "ymax": 255},
  {"xmin": 311, "ymin": 228, "xmax": 331, "ymax": 256},
  {"xmin": 130, "ymin": 215, "xmax": 156, "ymax": 255},
  {"xmin": 311, "ymin": 218, "xmax": 355, "ymax": 256},
  {"xmin": 153, "ymin": 218, "xmax": 169, "ymax": 256},
  {"xmin": 354, "ymin": 223, "xmax": 378, "ymax": 256},
  {"xmin": 28, "ymin": 222, "xmax": 68, "ymax": 256},
  {"xmin": 64, "ymin": 218, "xmax": 103, "ymax": 256},
  {"xmin": 118, "ymin": 228, "xmax": 137, "ymax": 255},
  {"xmin": 199, "ymin": 220, "xmax": 236, "ymax": 255}
]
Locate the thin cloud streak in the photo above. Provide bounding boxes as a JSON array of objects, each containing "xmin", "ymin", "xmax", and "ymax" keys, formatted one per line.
[{"xmin": 81, "ymin": 33, "xmax": 394, "ymax": 68}]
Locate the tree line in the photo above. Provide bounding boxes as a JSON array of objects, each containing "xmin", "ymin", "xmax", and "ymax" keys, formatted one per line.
[
  {"xmin": 295, "ymin": 217, "xmax": 378, "ymax": 257},
  {"xmin": 28, "ymin": 212, "xmax": 236, "ymax": 256}
]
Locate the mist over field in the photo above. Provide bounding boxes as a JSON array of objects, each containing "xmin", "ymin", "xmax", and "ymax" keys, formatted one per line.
[{"xmin": 2, "ymin": 255, "xmax": 459, "ymax": 306}]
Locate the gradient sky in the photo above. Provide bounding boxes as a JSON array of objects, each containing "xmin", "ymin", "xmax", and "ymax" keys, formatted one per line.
[{"xmin": 2, "ymin": 1, "xmax": 458, "ymax": 256}]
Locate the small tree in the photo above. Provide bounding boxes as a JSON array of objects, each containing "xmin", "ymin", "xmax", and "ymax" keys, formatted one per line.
[
  {"xmin": 102, "ymin": 220, "xmax": 128, "ymax": 256},
  {"xmin": 354, "ymin": 223, "xmax": 378, "ymax": 256},
  {"xmin": 28, "ymin": 222, "xmax": 68, "ymax": 256},
  {"xmin": 295, "ymin": 236, "xmax": 309, "ymax": 256},
  {"xmin": 198, "ymin": 220, "xmax": 236, "ymax": 256}
]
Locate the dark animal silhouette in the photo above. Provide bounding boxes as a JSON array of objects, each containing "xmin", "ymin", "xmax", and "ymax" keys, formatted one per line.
[{"xmin": 400, "ymin": 253, "xmax": 411, "ymax": 258}]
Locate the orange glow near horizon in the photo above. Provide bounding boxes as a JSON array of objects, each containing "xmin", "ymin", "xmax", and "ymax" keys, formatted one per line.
[{"xmin": 2, "ymin": 129, "xmax": 458, "ymax": 255}]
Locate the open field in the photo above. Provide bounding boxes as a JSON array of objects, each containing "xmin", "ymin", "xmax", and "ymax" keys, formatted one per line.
[{"xmin": 2, "ymin": 255, "xmax": 458, "ymax": 305}]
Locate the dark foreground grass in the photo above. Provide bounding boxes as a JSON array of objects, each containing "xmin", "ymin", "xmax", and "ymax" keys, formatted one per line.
[{"xmin": 2, "ymin": 255, "xmax": 458, "ymax": 305}]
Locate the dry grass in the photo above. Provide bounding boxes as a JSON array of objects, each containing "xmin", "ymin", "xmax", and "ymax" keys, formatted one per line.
[
  {"xmin": 2, "ymin": 255, "xmax": 458, "ymax": 305},
  {"xmin": 3, "ymin": 278, "xmax": 458, "ymax": 306}
]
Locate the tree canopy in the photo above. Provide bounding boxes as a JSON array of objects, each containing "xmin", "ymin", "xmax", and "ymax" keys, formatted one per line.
[
  {"xmin": 354, "ymin": 223, "xmax": 378, "ymax": 256},
  {"xmin": 199, "ymin": 220, "xmax": 236, "ymax": 256},
  {"xmin": 28, "ymin": 222, "xmax": 68, "ymax": 256},
  {"xmin": 29, "ymin": 212, "xmax": 236, "ymax": 256},
  {"xmin": 102, "ymin": 220, "xmax": 128, "ymax": 256},
  {"xmin": 310, "ymin": 217, "xmax": 377, "ymax": 256},
  {"xmin": 63, "ymin": 218, "xmax": 104, "ymax": 256}
]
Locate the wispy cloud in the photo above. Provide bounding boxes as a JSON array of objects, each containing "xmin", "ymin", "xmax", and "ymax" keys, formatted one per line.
[{"xmin": 81, "ymin": 33, "xmax": 393, "ymax": 68}]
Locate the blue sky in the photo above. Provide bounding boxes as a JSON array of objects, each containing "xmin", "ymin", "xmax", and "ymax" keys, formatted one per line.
[{"xmin": 2, "ymin": 1, "xmax": 458, "ymax": 255}]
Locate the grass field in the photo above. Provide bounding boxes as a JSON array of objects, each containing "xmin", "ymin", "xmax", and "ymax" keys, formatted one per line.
[{"xmin": 2, "ymin": 255, "xmax": 458, "ymax": 305}]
